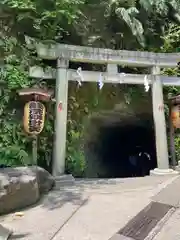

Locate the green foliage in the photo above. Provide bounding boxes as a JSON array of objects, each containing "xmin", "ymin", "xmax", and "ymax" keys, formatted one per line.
[
  {"xmin": 66, "ymin": 129, "xmax": 86, "ymax": 177},
  {"xmin": 0, "ymin": 64, "xmax": 32, "ymax": 166},
  {"xmin": 0, "ymin": 0, "xmax": 84, "ymax": 40},
  {"xmin": 162, "ymin": 24, "xmax": 180, "ymax": 53},
  {"xmin": 174, "ymin": 132, "xmax": 180, "ymax": 161},
  {"xmin": 0, "ymin": 34, "xmax": 54, "ymax": 168}
]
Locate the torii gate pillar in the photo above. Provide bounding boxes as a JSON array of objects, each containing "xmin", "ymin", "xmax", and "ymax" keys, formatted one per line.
[
  {"xmin": 52, "ymin": 58, "xmax": 69, "ymax": 176},
  {"xmin": 150, "ymin": 66, "xmax": 178, "ymax": 175}
]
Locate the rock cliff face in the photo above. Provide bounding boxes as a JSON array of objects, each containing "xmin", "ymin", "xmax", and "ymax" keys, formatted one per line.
[
  {"xmin": 67, "ymin": 81, "xmax": 153, "ymax": 177},
  {"xmin": 0, "ymin": 166, "xmax": 55, "ymax": 215}
]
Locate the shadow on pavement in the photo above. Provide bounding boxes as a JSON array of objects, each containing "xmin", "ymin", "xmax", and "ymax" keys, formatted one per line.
[
  {"xmin": 40, "ymin": 187, "xmax": 88, "ymax": 210},
  {"xmin": 10, "ymin": 233, "xmax": 30, "ymax": 239}
]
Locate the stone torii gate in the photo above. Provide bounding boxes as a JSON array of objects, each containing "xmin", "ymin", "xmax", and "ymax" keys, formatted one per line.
[{"xmin": 29, "ymin": 42, "xmax": 180, "ymax": 176}]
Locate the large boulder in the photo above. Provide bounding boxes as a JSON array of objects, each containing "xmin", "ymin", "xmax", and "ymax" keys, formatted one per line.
[
  {"xmin": 17, "ymin": 166, "xmax": 55, "ymax": 194},
  {"xmin": 0, "ymin": 166, "xmax": 55, "ymax": 215},
  {"xmin": 0, "ymin": 173, "xmax": 39, "ymax": 215}
]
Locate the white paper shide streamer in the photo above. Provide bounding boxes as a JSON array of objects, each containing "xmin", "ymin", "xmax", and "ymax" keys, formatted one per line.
[
  {"xmin": 144, "ymin": 75, "xmax": 150, "ymax": 92},
  {"xmin": 98, "ymin": 73, "xmax": 104, "ymax": 90},
  {"xmin": 76, "ymin": 67, "xmax": 84, "ymax": 86},
  {"xmin": 119, "ymin": 72, "xmax": 126, "ymax": 83}
]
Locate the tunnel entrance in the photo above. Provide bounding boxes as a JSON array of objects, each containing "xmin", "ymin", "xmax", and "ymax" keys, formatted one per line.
[{"xmin": 84, "ymin": 110, "xmax": 157, "ymax": 178}]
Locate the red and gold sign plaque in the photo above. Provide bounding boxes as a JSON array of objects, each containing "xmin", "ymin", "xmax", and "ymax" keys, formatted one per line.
[
  {"xmin": 23, "ymin": 101, "xmax": 46, "ymax": 135},
  {"xmin": 171, "ymin": 105, "xmax": 180, "ymax": 129}
]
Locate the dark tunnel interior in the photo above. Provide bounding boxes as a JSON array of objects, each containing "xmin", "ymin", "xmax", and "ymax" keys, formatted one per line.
[
  {"xmin": 85, "ymin": 114, "xmax": 157, "ymax": 178},
  {"xmin": 97, "ymin": 124, "xmax": 157, "ymax": 178}
]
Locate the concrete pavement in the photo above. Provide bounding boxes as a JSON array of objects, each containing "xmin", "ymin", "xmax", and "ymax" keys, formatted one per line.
[
  {"xmin": 0, "ymin": 175, "xmax": 178, "ymax": 240},
  {"xmin": 154, "ymin": 208, "xmax": 180, "ymax": 240}
]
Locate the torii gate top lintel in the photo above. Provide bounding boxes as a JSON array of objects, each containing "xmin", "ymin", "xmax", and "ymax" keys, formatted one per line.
[{"xmin": 36, "ymin": 42, "xmax": 180, "ymax": 68}]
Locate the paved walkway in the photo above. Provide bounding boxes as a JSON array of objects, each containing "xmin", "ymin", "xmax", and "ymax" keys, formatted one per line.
[
  {"xmin": 0, "ymin": 175, "xmax": 178, "ymax": 240},
  {"xmin": 154, "ymin": 208, "xmax": 180, "ymax": 240}
]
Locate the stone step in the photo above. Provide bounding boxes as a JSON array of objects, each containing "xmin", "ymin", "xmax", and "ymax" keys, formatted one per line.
[
  {"xmin": 54, "ymin": 174, "xmax": 75, "ymax": 189},
  {"xmin": 54, "ymin": 174, "xmax": 75, "ymax": 182}
]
